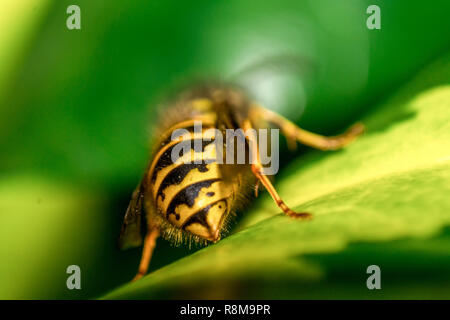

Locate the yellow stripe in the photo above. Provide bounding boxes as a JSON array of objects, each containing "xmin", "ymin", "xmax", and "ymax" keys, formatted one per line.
[
  {"xmin": 184, "ymin": 200, "xmax": 228, "ymax": 237},
  {"xmin": 156, "ymin": 162, "xmax": 223, "ymax": 213},
  {"xmin": 167, "ymin": 182, "xmax": 233, "ymax": 227},
  {"xmin": 151, "ymin": 142, "xmax": 219, "ymax": 200},
  {"xmin": 158, "ymin": 114, "xmax": 217, "ymax": 144},
  {"xmin": 147, "ymin": 129, "xmax": 218, "ymax": 189},
  {"xmin": 191, "ymin": 98, "xmax": 213, "ymax": 111}
]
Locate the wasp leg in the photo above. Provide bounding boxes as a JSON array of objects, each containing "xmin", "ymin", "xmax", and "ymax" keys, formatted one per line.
[
  {"xmin": 132, "ymin": 227, "xmax": 160, "ymax": 282},
  {"xmin": 254, "ymin": 180, "xmax": 260, "ymax": 197},
  {"xmin": 250, "ymin": 105, "xmax": 365, "ymax": 151},
  {"xmin": 242, "ymin": 120, "xmax": 311, "ymax": 219}
]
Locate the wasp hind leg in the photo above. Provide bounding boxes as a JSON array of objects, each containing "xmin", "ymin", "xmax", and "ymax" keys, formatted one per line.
[
  {"xmin": 251, "ymin": 163, "xmax": 311, "ymax": 219},
  {"xmin": 242, "ymin": 120, "xmax": 311, "ymax": 220},
  {"xmin": 132, "ymin": 227, "xmax": 160, "ymax": 282},
  {"xmin": 250, "ymin": 105, "xmax": 365, "ymax": 151}
]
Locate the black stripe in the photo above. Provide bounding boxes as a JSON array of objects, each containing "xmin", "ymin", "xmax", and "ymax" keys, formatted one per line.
[
  {"xmin": 151, "ymin": 138, "xmax": 216, "ymax": 182},
  {"xmin": 156, "ymin": 163, "xmax": 210, "ymax": 201},
  {"xmin": 165, "ymin": 179, "xmax": 220, "ymax": 220},
  {"xmin": 182, "ymin": 199, "xmax": 226, "ymax": 230},
  {"xmin": 228, "ymin": 110, "xmax": 241, "ymax": 129}
]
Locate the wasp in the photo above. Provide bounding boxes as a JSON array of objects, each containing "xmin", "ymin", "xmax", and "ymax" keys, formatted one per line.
[{"xmin": 119, "ymin": 85, "xmax": 364, "ymax": 281}]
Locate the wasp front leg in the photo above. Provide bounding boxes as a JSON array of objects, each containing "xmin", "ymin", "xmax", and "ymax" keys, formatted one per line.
[
  {"xmin": 250, "ymin": 105, "xmax": 365, "ymax": 151},
  {"xmin": 242, "ymin": 120, "xmax": 311, "ymax": 220},
  {"xmin": 132, "ymin": 227, "xmax": 160, "ymax": 282}
]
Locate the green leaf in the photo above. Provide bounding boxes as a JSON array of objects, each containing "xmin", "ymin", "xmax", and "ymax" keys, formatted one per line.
[
  {"xmin": 102, "ymin": 54, "xmax": 450, "ymax": 299},
  {"xmin": 0, "ymin": 175, "xmax": 103, "ymax": 299},
  {"xmin": 0, "ymin": 0, "xmax": 52, "ymax": 102}
]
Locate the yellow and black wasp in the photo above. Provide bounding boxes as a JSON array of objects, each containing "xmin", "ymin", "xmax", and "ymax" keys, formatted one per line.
[{"xmin": 119, "ymin": 60, "xmax": 364, "ymax": 281}]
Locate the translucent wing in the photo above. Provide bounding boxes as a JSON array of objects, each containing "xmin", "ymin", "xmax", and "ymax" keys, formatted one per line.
[
  {"xmin": 230, "ymin": 54, "xmax": 316, "ymax": 119},
  {"xmin": 230, "ymin": 53, "xmax": 316, "ymax": 83},
  {"xmin": 118, "ymin": 180, "xmax": 146, "ymax": 250}
]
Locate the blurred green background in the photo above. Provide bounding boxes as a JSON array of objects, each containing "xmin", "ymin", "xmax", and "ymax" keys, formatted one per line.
[{"xmin": 0, "ymin": 0, "xmax": 449, "ymax": 299}]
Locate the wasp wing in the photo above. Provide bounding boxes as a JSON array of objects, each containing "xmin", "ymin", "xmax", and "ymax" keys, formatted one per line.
[
  {"xmin": 230, "ymin": 54, "xmax": 316, "ymax": 83},
  {"xmin": 118, "ymin": 180, "xmax": 146, "ymax": 250}
]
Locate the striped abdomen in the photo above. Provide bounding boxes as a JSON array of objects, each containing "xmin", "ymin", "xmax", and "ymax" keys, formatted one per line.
[{"xmin": 148, "ymin": 122, "xmax": 234, "ymax": 241}]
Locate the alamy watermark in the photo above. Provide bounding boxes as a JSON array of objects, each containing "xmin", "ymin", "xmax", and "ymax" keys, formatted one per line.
[
  {"xmin": 366, "ymin": 5, "xmax": 381, "ymax": 30},
  {"xmin": 66, "ymin": 265, "xmax": 81, "ymax": 290},
  {"xmin": 66, "ymin": 5, "xmax": 81, "ymax": 30},
  {"xmin": 171, "ymin": 121, "xmax": 280, "ymax": 175},
  {"xmin": 366, "ymin": 265, "xmax": 381, "ymax": 290}
]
